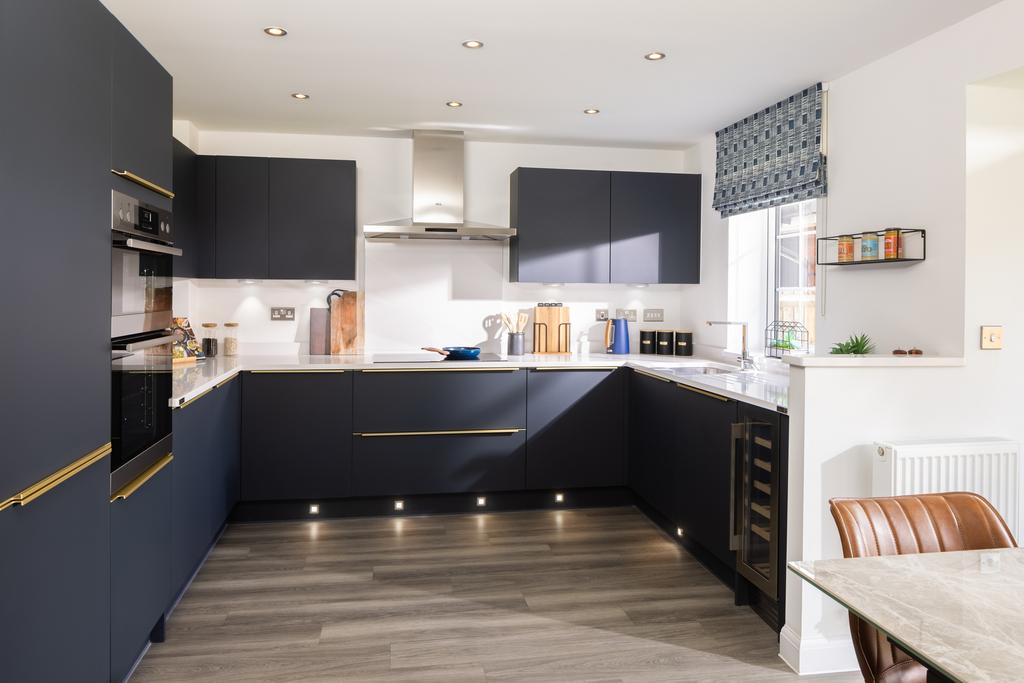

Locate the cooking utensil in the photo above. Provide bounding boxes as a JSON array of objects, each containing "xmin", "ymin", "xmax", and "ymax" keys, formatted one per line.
[
  {"xmin": 421, "ymin": 346, "xmax": 482, "ymax": 361},
  {"xmin": 516, "ymin": 312, "xmax": 528, "ymax": 334}
]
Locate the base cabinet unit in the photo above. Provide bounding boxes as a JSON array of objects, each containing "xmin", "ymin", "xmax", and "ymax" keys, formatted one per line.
[
  {"xmin": 0, "ymin": 455, "xmax": 111, "ymax": 683},
  {"xmin": 171, "ymin": 375, "xmax": 240, "ymax": 595},
  {"xmin": 526, "ymin": 368, "xmax": 626, "ymax": 489},
  {"xmin": 110, "ymin": 456, "xmax": 173, "ymax": 683},
  {"xmin": 241, "ymin": 371, "xmax": 353, "ymax": 501},
  {"xmin": 628, "ymin": 370, "xmax": 680, "ymax": 519},
  {"xmin": 353, "ymin": 430, "xmax": 527, "ymax": 496},
  {"xmin": 673, "ymin": 383, "xmax": 738, "ymax": 572}
]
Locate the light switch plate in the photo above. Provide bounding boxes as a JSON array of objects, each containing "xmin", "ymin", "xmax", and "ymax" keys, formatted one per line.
[
  {"xmin": 271, "ymin": 307, "xmax": 296, "ymax": 321},
  {"xmin": 615, "ymin": 308, "xmax": 637, "ymax": 322},
  {"xmin": 595, "ymin": 309, "xmax": 609, "ymax": 321},
  {"xmin": 981, "ymin": 325, "xmax": 1003, "ymax": 350},
  {"xmin": 643, "ymin": 308, "xmax": 665, "ymax": 323}
]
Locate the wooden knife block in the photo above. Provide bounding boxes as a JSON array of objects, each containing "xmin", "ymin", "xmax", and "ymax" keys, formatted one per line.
[
  {"xmin": 330, "ymin": 291, "xmax": 363, "ymax": 355},
  {"xmin": 533, "ymin": 306, "xmax": 570, "ymax": 354}
]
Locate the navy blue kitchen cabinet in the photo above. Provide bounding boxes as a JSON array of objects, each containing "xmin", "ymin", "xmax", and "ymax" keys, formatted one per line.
[
  {"xmin": 172, "ymin": 140, "xmax": 216, "ymax": 278},
  {"xmin": 0, "ymin": 455, "xmax": 111, "ymax": 683},
  {"xmin": 110, "ymin": 457, "xmax": 173, "ymax": 683},
  {"xmin": 510, "ymin": 168, "xmax": 611, "ymax": 283},
  {"xmin": 610, "ymin": 171, "xmax": 701, "ymax": 284},
  {"xmin": 353, "ymin": 431, "xmax": 527, "ymax": 496},
  {"xmin": 242, "ymin": 371, "xmax": 353, "ymax": 501},
  {"xmin": 110, "ymin": 15, "xmax": 173, "ymax": 199},
  {"xmin": 269, "ymin": 158, "xmax": 357, "ymax": 280},
  {"xmin": 526, "ymin": 368, "xmax": 626, "ymax": 489},
  {"xmin": 673, "ymin": 383, "xmax": 738, "ymax": 571},
  {"xmin": 627, "ymin": 371, "xmax": 680, "ymax": 519},
  {"xmin": 216, "ymin": 156, "xmax": 270, "ymax": 279},
  {"xmin": 353, "ymin": 369, "xmax": 527, "ymax": 433},
  {"xmin": 171, "ymin": 375, "xmax": 240, "ymax": 596},
  {"xmin": 1, "ymin": 0, "xmax": 112, "ymax": 499}
]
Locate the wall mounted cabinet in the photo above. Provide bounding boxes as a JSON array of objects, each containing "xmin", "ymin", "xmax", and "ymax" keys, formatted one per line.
[
  {"xmin": 215, "ymin": 156, "xmax": 270, "ymax": 279},
  {"xmin": 510, "ymin": 167, "xmax": 701, "ymax": 284},
  {"xmin": 171, "ymin": 140, "xmax": 215, "ymax": 278}
]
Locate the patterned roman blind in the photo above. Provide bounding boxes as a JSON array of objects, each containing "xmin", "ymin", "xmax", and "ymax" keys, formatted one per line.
[{"xmin": 712, "ymin": 83, "xmax": 826, "ymax": 218}]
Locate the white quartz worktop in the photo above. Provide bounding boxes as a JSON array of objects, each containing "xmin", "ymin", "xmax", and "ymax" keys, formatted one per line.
[{"xmin": 167, "ymin": 353, "xmax": 789, "ymax": 412}]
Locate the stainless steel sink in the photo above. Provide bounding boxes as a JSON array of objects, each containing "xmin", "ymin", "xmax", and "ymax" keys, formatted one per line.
[{"xmin": 672, "ymin": 366, "xmax": 732, "ymax": 376}]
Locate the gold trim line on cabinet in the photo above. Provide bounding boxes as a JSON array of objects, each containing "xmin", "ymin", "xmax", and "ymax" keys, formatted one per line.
[
  {"xmin": 110, "ymin": 169, "xmax": 175, "ymax": 199},
  {"xmin": 359, "ymin": 367, "xmax": 520, "ymax": 373},
  {"xmin": 176, "ymin": 386, "xmax": 215, "ymax": 410},
  {"xmin": 632, "ymin": 368, "xmax": 671, "ymax": 383},
  {"xmin": 216, "ymin": 374, "xmax": 238, "ymax": 388},
  {"xmin": 530, "ymin": 366, "xmax": 616, "ymax": 371},
  {"xmin": 0, "ymin": 442, "xmax": 111, "ymax": 512},
  {"xmin": 248, "ymin": 369, "xmax": 348, "ymax": 374},
  {"xmin": 354, "ymin": 428, "xmax": 524, "ymax": 438},
  {"xmin": 675, "ymin": 382, "xmax": 729, "ymax": 402},
  {"xmin": 110, "ymin": 454, "xmax": 174, "ymax": 502}
]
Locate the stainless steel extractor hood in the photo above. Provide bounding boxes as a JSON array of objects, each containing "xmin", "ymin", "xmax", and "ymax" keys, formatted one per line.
[{"xmin": 363, "ymin": 130, "xmax": 517, "ymax": 241}]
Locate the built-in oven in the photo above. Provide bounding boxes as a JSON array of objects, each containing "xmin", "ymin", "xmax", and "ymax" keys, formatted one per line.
[{"xmin": 110, "ymin": 189, "xmax": 181, "ymax": 492}]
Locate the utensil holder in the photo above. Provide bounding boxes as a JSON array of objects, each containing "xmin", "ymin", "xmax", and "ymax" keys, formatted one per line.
[{"xmin": 508, "ymin": 333, "xmax": 525, "ymax": 356}]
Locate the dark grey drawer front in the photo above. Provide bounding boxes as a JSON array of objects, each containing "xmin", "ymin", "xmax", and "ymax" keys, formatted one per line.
[
  {"xmin": 353, "ymin": 369, "xmax": 527, "ymax": 433},
  {"xmin": 353, "ymin": 431, "xmax": 526, "ymax": 496}
]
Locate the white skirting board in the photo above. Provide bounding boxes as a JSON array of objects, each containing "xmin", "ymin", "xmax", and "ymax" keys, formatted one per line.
[{"xmin": 778, "ymin": 625, "xmax": 859, "ymax": 675}]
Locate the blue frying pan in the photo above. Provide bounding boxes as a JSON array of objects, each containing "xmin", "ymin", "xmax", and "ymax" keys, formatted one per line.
[{"xmin": 422, "ymin": 346, "xmax": 481, "ymax": 361}]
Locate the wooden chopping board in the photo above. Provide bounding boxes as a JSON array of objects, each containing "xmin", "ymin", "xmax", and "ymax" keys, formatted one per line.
[
  {"xmin": 533, "ymin": 305, "xmax": 570, "ymax": 353},
  {"xmin": 330, "ymin": 291, "xmax": 362, "ymax": 355}
]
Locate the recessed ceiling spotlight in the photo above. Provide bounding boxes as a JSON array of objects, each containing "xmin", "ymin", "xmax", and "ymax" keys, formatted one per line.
[
  {"xmin": 263, "ymin": 26, "xmax": 287, "ymax": 37},
  {"xmin": 291, "ymin": 92, "xmax": 310, "ymax": 100},
  {"xmin": 461, "ymin": 40, "xmax": 484, "ymax": 49},
  {"xmin": 644, "ymin": 51, "xmax": 666, "ymax": 61},
  {"xmin": 583, "ymin": 108, "xmax": 600, "ymax": 115},
  {"xmin": 445, "ymin": 100, "xmax": 463, "ymax": 108}
]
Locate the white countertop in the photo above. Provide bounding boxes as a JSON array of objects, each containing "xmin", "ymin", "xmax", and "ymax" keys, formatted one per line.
[
  {"xmin": 163, "ymin": 352, "xmax": 790, "ymax": 413},
  {"xmin": 783, "ymin": 353, "xmax": 965, "ymax": 367},
  {"xmin": 791, "ymin": 548, "xmax": 1024, "ymax": 683}
]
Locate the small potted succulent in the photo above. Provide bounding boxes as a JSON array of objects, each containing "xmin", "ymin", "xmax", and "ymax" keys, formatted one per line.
[{"xmin": 830, "ymin": 333, "xmax": 875, "ymax": 355}]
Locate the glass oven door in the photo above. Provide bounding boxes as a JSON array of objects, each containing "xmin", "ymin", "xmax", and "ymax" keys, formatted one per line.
[
  {"xmin": 111, "ymin": 244, "xmax": 173, "ymax": 339},
  {"xmin": 110, "ymin": 353, "xmax": 172, "ymax": 491}
]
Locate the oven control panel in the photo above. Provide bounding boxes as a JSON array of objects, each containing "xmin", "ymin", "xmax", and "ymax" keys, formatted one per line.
[{"xmin": 111, "ymin": 189, "xmax": 173, "ymax": 244}]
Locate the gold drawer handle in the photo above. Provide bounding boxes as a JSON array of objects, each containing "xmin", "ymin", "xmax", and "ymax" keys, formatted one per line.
[
  {"xmin": 531, "ymin": 366, "xmax": 615, "ymax": 371},
  {"xmin": 248, "ymin": 369, "xmax": 348, "ymax": 374},
  {"xmin": 1, "ymin": 443, "xmax": 111, "ymax": 511},
  {"xmin": 354, "ymin": 428, "xmax": 523, "ymax": 438},
  {"xmin": 675, "ymin": 382, "xmax": 730, "ymax": 402},
  {"xmin": 110, "ymin": 454, "xmax": 174, "ymax": 502},
  {"xmin": 111, "ymin": 169, "xmax": 175, "ymax": 199}
]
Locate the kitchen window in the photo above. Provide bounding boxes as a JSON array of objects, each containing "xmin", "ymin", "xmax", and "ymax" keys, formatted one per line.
[{"xmin": 727, "ymin": 199, "xmax": 817, "ymax": 355}]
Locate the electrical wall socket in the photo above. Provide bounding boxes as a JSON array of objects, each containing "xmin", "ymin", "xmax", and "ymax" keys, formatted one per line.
[
  {"xmin": 595, "ymin": 309, "xmax": 609, "ymax": 321},
  {"xmin": 270, "ymin": 307, "xmax": 296, "ymax": 321},
  {"xmin": 643, "ymin": 308, "xmax": 665, "ymax": 322},
  {"xmin": 615, "ymin": 308, "xmax": 637, "ymax": 322}
]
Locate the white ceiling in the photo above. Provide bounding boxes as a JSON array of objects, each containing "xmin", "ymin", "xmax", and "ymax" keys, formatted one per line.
[{"xmin": 102, "ymin": 0, "xmax": 999, "ymax": 149}]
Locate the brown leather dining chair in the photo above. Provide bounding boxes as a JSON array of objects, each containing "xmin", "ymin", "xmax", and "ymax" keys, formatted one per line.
[{"xmin": 829, "ymin": 492, "xmax": 1017, "ymax": 683}]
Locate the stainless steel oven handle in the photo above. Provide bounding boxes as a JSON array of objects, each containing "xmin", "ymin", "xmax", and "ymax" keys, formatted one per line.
[
  {"xmin": 729, "ymin": 421, "xmax": 745, "ymax": 551},
  {"xmin": 115, "ymin": 238, "xmax": 182, "ymax": 257},
  {"xmin": 114, "ymin": 334, "xmax": 176, "ymax": 352}
]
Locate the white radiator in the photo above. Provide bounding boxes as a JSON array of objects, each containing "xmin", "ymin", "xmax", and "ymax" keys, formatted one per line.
[{"xmin": 873, "ymin": 438, "xmax": 1021, "ymax": 539}]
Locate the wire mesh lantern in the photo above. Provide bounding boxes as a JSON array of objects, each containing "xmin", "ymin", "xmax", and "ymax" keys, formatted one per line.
[{"xmin": 764, "ymin": 321, "xmax": 808, "ymax": 358}]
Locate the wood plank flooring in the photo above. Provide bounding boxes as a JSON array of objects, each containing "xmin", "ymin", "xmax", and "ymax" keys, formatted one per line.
[{"xmin": 133, "ymin": 507, "xmax": 860, "ymax": 682}]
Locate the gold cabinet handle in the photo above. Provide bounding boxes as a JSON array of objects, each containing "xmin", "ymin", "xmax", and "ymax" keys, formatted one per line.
[
  {"xmin": 360, "ymin": 367, "xmax": 520, "ymax": 373},
  {"xmin": 111, "ymin": 169, "xmax": 175, "ymax": 199},
  {"xmin": 110, "ymin": 454, "xmax": 173, "ymax": 502},
  {"xmin": 248, "ymin": 369, "xmax": 348, "ymax": 374},
  {"xmin": 675, "ymin": 382, "xmax": 730, "ymax": 402},
  {"xmin": 1, "ymin": 443, "xmax": 111, "ymax": 511},
  {"xmin": 632, "ymin": 368, "xmax": 671, "ymax": 383},
  {"xmin": 531, "ymin": 366, "xmax": 615, "ymax": 371},
  {"xmin": 354, "ymin": 428, "xmax": 524, "ymax": 438}
]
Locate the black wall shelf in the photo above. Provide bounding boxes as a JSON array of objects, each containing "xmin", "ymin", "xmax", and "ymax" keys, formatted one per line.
[{"xmin": 817, "ymin": 228, "xmax": 925, "ymax": 266}]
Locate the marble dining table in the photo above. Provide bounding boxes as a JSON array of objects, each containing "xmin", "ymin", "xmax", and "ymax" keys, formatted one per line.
[{"xmin": 789, "ymin": 548, "xmax": 1024, "ymax": 683}]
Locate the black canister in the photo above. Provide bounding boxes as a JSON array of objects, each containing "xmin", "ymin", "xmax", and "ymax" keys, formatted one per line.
[
  {"xmin": 656, "ymin": 330, "xmax": 675, "ymax": 355},
  {"xmin": 639, "ymin": 330, "xmax": 656, "ymax": 354},
  {"xmin": 675, "ymin": 331, "xmax": 693, "ymax": 356}
]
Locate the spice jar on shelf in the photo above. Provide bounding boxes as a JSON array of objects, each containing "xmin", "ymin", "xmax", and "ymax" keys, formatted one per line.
[
  {"xmin": 861, "ymin": 232, "xmax": 880, "ymax": 261},
  {"xmin": 223, "ymin": 322, "xmax": 239, "ymax": 356},
  {"xmin": 837, "ymin": 235, "xmax": 855, "ymax": 263},
  {"xmin": 200, "ymin": 322, "xmax": 219, "ymax": 358}
]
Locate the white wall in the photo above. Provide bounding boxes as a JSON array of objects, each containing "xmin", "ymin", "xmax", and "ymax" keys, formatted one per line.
[
  {"xmin": 176, "ymin": 129, "xmax": 725, "ymax": 353},
  {"xmin": 782, "ymin": 2, "xmax": 1024, "ymax": 671}
]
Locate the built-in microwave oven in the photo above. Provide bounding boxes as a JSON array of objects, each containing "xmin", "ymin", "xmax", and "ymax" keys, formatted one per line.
[{"xmin": 110, "ymin": 189, "xmax": 180, "ymax": 493}]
